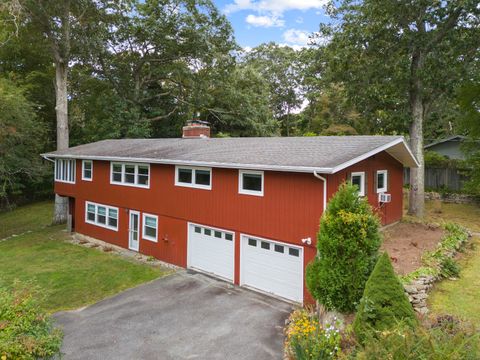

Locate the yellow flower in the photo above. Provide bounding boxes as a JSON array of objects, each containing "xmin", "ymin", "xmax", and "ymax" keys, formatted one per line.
[{"xmin": 2, "ymin": 355, "xmax": 7, "ymax": 360}]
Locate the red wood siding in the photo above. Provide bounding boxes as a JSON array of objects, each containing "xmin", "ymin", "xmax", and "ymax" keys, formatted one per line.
[
  {"xmin": 326, "ymin": 152, "xmax": 403, "ymax": 226},
  {"xmin": 54, "ymin": 150, "xmax": 404, "ymax": 303}
]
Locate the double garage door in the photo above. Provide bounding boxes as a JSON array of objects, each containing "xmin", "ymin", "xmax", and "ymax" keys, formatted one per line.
[{"xmin": 187, "ymin": 223, "xmax": 303, "ymax": 303}]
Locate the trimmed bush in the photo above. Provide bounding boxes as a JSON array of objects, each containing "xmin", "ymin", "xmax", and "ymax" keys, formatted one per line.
[
  {"xmin": 0, "ymin": 283, "xmax": 62, "ymax": 359},
  {"xmin": 353, "ymin": 253, "xmax": 417, "ymax": 342},
  {"xmin": 306, "ymin": 182, "xmax": 381, "ymax": 313}
]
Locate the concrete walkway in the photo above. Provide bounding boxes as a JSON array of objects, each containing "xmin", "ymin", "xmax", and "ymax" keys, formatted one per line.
[{"xmin": 54, "ymin": 271, "xmax": 294, "ymax": 360}]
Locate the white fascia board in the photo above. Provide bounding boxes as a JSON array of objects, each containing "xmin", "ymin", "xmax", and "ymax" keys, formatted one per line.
[
  {"xmin": 330, "ymin": 137, "xmax": 419, "ymax": 173},
  {"xmin": 400, "ymin": 138, "xmax": 421, "ymax": 167}
]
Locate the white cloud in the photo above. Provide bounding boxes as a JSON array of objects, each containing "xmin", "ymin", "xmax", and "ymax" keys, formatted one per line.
[
  {"xmin": 225, "ymin": 0, "xmax": 329, "ymax": 15},
  {"xmin": 245, "ymin": 14, "xmax": 285, "ymax": 27},
  {"xmin": 282, "ymin": 29, "xmax": 311, "ymax": 46}
]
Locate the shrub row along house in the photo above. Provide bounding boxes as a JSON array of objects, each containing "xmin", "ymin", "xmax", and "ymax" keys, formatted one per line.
[{"xmin": 42, "ymin": 121, "xmax": 418, "ymax": 303}]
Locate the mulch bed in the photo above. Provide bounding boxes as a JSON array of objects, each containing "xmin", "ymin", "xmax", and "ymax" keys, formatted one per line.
[{"xmin": 381, "ymin": 222, "xmax": 444, "ymax": 275}]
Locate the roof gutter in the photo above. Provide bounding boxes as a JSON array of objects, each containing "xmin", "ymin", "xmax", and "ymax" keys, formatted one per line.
[
  {"xmin": 40, "ymin": 153, "xmax": 336, "ymax": 174},
  {"xmin": 313, "ymin": 171, "xmax": 327, "ymax": 212},
  {"xmin": 41, "ymin": 154, "xmax": 55, "ymax": 163}
]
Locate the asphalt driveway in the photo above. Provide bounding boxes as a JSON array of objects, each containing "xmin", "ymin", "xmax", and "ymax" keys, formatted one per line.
[{"xmin": 54, "ymin": 271, "xmax": 294, "ymax": 360}]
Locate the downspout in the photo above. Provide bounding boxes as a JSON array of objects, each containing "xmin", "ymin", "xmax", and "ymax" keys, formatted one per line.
[
  {"xmin": 313, "ymin": 171, "xmax": 327, "ymax": 212},
  {"xmin": 313, "ymin": 170, "xmax": 327, "ymax": 324}
]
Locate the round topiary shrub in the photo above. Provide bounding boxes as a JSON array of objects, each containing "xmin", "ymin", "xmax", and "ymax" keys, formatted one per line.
[
  {"xmin": 306, "ymin": 182, "xmax": 381, "ymax": 313},
  {"xmin": 353, "ymin": 252, "xmax": 418, "ymax": 342}
]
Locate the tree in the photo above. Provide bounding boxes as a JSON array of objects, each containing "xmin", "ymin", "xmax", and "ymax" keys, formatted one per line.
[
  {"xmin": 0, "ymin": 78, "xmax": 45, "ymax": 207},
  {"xmin": 243, "ymin": 43, "xmax": 304, "ymax": 136},
  {"xmin": 353, "ymin": 252, "xmax": 417, "ymax": 343},
  {"xmin": 458, "ymin": 82, "xmax": 480, "ymax": 196},
  {"xmin": 204, "ymin": 65, "xmax": 278, "ymax": 136},
  {"xmin": 305, "ymin": 183, "xmax": 381, "ymax": 313},
  {"xmin": 313, "ymin": 0, "xmax": 480, "ymax": 217},
  {"xmin": 89, "ymin": 0, "xmax": 237, "ymax": 137},
  {"xmin": 4, "ymin": 0, "xmax": 105, "ymax": 223}
]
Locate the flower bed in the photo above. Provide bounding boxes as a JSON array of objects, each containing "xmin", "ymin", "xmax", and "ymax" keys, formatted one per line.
[
  {"xmin": 284, "ymin": 308, "xmax": 342, "ymax": 360},
  {"xmin": 401, "ymin": 223, "xmax": 470, "ymax": 315}
]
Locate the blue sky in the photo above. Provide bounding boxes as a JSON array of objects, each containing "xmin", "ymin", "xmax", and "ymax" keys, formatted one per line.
[{"xmin": 214, "ymin": 0, "xmax": 331, "ymax": 50}]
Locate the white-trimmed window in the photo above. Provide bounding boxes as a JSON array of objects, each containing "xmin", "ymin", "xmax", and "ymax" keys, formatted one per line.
[
  {"xmin": 351, "ymin": 171, "xmax": 366, "ymax": 197},
  {"xmin": 85, "ymin": 201, "xmax": 118, "ymax": 230},
  {"xmin": 82, "ymin": 160, "xmax": 93, "ymax": 181},
  {"xmin": 142, "ymin": 213, "xmax": 158, "ymax": 242},
  {"xmin": 376, "ymin": 170, "xmax": 388, "ymax": 193},
  {"xmin": 239, "ymin": 170, "xmax": 264, "ymax": 196},
  {"xmin": 175, "ymin": 166, "xmax": 211, "ymax": 190},
  {"xmin": 55, "ymin": 159, "xmax": 76, "ymax": 183},
  {"xmin": 110, "ymin": 162, "xmax": 150, "ymax": 188}
]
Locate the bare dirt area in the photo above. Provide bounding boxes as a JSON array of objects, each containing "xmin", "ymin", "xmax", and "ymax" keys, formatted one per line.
[{"xmin": 381, "ymin": 222, "xmax": 444, "ymax": 275}]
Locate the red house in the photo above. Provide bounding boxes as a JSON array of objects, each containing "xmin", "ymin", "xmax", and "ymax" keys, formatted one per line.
[{"xmin": 42, "ymin": 123, "xmax": 418, "ymax": 303}]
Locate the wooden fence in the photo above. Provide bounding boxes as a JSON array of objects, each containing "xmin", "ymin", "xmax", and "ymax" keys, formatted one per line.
[{"xmin": 403, "ymin": 167, "xmax": 469, "ymax": 191}]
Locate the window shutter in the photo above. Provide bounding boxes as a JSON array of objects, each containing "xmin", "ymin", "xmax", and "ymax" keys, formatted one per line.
[
  {"xmin": 387, "ymin": 170, "xmax": 391, "ymax": 192},
  {"xmin": 364, "ymin": 172, "xmax": 368, "ymax": 195}
]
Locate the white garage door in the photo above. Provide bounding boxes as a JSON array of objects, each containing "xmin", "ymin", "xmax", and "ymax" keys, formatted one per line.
[
  {"xmin": 187, "ymin": 223, "xmax": 234, "ymax": 281},
  {"xmin": 241, "ymin": 235, "xmax": 303, "ymax": 303}
]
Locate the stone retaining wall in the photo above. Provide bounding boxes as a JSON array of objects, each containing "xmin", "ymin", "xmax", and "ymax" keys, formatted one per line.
[
  {"xmin": 403, "ymin": 275, "xmax": 437, "ymax": 315},
  {"xmin": 425, "ymin": 191, "xmax": 479, "ymax": 204}
]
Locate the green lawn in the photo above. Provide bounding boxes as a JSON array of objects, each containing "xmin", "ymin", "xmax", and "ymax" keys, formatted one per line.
[
  {"xmin": 429, "ymin": 236, "xmax": 480, "ymax": 324},
  {"xmin": 424, "ymin": 201, "xmax": 480, "ymax": 233},
  {"xmin": 0, "ymin": 202, "xmax": 170, "ymax": 313},
  {"xmin": 0, "ymin": 200, "xmax": 54, "ymax": 239},
  {"xmin": 422, "ymin": 200, "xmax": 480, "ymax": 325},
  {"xmin": 402, "ymin": 198, "xmax": 480, "ymax": 324},
  {"xmin": 404, "ymin": 199, "xmax": 480, "ymax": 233}
]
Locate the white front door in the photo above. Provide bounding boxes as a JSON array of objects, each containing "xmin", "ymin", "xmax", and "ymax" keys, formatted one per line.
[
  {"xmin": 240, "ymin": 235, "xmax": 304, "ymax": 303},
  {"xmin": 129, "ymin": 211, "xmax": 140, "ymax": 251},
  {"xmin": 187, "ymin": 223, "xmax": 234, "ymax": 281}
]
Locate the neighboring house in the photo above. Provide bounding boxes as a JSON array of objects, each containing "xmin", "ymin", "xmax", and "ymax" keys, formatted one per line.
[
  {"xmin": 42, "ymin": 122, "xmax": 418, "ymax": 304},
  {"xmin": 424, "ymin": 135, "xmax": 467, "ymax": 160}
]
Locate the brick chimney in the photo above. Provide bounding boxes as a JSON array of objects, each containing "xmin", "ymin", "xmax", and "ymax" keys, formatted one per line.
[{"xmin": 182, "ymin": 119, "xmax": 210, "ymax": 138}]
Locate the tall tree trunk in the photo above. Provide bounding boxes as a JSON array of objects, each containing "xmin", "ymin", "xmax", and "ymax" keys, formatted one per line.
[
  {"xmin": 53, "ymin": 60, "xmax": 69, "ymax": 224},
  {"xmin": 408, "ymin": 47, "xmax": 425, "ymax": 218},
  {"xmin": 408, "ymin": 96, "xmax": 425, "ymax": 218}
]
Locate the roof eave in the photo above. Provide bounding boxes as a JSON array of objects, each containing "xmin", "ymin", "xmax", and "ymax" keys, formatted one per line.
[
  {"xmin": 40, "ymin": 136, "xmax": 419, "ymax": 175},
  {"xmin": 331, "ymin": 137, "xmax": 419, "ymax": 173}
]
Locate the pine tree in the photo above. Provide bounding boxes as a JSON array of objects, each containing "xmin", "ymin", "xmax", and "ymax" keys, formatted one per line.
[{"xmin": 353, "ymin": 252, "xmax": 418, "ymax": 342}]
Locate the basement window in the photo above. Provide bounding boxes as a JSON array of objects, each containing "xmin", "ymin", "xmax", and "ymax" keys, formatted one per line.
[
  {"xmin": 110, "ymin": 162, "xmax": 150, "ymax": 188},
  {"xmin": 55, "ymin": 159, "xmax": 76, "ymax": 184},
  {"xmin": 85, "ymin": 201, "xmax": 118, "ymax": 231},
  {"xmin": 142, "ymin": 213, "xmax": 158, "ymax": 242},
  {"xmin": 239, "ymin": 170, "xmax": 264, "ymax": 196},
  {"xmin": 376, "ymin": 170, "xmax": 388, "ymax": 193},
  {"xmin": 175, "ymin": 166, "xmax": 212, "ymax": 190},
  {"xmin": 350, "ymin": 172, "xmax": 366, "ymax": 197}
]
